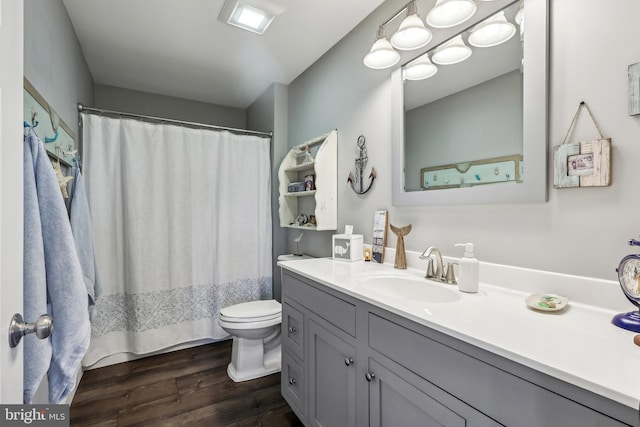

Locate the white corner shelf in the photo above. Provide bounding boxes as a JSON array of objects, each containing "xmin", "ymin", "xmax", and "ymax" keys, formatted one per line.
[
  {"xmin": 278, "ymin": 130, "xmax": 337, "ymax": 231},
  {"xmin": 283, "ymin": 190, "xmax": 317, "ymax": 198},
  {"xmin": 284, "ymin": 162, "xmax": 316, "ymax": 173}
]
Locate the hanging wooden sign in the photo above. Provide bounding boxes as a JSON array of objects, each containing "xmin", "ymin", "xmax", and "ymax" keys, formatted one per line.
[{"xmin": 553, "ymin": 102, "xmax": 611, "ymax": 189}]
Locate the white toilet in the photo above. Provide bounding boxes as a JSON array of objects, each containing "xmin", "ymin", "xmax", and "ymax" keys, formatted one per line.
[{"xmin": 218, "ymin": 299, "xmax": 282, "ymax": 382}]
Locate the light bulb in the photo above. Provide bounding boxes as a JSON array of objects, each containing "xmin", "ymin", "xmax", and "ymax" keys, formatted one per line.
[
  {"xmin": 432, "ymin": 35, "xmax": 472, "ymax": 65},
  {"xmin": 426, "ymin": 0, "xmax": 477, "ymax": 29},
  {"xmin": 404, "ymin": 55, "xmax": 438, "ymax": 80},
  {"xmin": 364, "ymin": 27, "xmax": 400, "ymax": 69},
  {"xmin": 468, "ymin": 11, "xmax": 516, "ymax": 47},
  {"xmin": 390, "ymin": 1, "xmax": 432, "ymax": 51}
]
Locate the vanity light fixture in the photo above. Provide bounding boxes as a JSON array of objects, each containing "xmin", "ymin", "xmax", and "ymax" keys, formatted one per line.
[
  {"xmin": 364, "ymin": 27, "xmax": 401, "ymax": 69},
  {"xmin": 364, "ymin": 0, "xmax": 493, "ymax": 70},
  {"xmin": 426, "ymin": 0, "xmax": 477, "ymax": 29},
  {"xmin": 218, "ymin": 0, "xmax": 285, "ymax": 35},
  {"xmin": 404, "ymin": 54, "xmax": 438, "ymax": 80},
  {"xmin": 468, "ymin": 11, "xmax": 516, "ymax": 47},
  {"xmin": 390, "ymin": 1, "xmax": 432, "ymax": 51},
  {"xmin": 432, "ymin": 34, "xmax": 472, "ymax": 65}
]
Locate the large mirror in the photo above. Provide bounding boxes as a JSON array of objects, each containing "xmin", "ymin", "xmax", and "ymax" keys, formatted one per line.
[{"xmin": 392, "ymin": 0, "xmax": 548, "ymax": 206}]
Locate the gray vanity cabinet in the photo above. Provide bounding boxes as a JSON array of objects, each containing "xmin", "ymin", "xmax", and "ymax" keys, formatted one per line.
[
  {"xmin": 367, "ymin": 310, "xmax": 636, "ymax": 427},
  {"xmin": 280, "ymin": 270, "xmax": 638, "ymax": 427},
  {"xmin": 281, "ymin": 270, "xmax": 358, "ymax": 427}
]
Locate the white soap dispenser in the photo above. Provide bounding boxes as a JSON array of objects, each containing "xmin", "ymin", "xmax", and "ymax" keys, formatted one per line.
[{"xmin": 455, "ymin": 243, "xmax": 479, "ymax": 293}]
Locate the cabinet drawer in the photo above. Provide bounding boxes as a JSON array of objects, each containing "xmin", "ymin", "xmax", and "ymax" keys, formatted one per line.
[
  {"xmin": 282, "ymin": 303, "xmax": 304, "ymax": 361},
  {"xmin": 282, "ymin": 351, "xmax": 305, "ymax": 420},
  {"xmin": 283, "ymin": 272, "xmax": 356, "ymax": 337}
]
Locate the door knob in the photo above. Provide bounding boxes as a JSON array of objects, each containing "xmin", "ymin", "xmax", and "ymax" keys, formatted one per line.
[
  {"xmin": 365, "ymin": 372, "xmax": 376, "ymax": 382},
  {"xmin": 288, "ymin": 326, "xmax": 296, "ymax": 333},
  {"xmin": 9, "ymin": 313, "xmax": 53, "ymax": 348},
  {"xmin": 344, "ymin": 357, "xmax": 354, "ymax": 366}
]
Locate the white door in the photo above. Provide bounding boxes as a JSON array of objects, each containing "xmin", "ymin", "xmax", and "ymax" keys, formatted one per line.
[{"xmin": 0, "ymin": 0, "xmax": 25, "ymax": 404}]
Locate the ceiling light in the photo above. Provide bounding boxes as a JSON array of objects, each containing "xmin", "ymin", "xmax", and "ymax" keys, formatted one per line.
[
  {"xmin": 404, "ymin": 55, "xmax": 438, "ymax": 80},
  {"xmin": 364, "ymin": 27, "xmax": 401, "ymax": 69},
  {"xmin": 426, "ymin": 0, "xmax": 477, "ymax": 29},
  {"xmin": 468, "ymin": 11, "xmax": 515, "ymax": 47},
  {"xmin": 218, "ymin": 0, "xmax": 285, "ymax": 35},
  {"xmin": 432, "ymin": 35, "xmax": 472, "ymax": 65},
  {"xmin": 390, "ymin": 1, "xmax": 432, "ymax": 51}
]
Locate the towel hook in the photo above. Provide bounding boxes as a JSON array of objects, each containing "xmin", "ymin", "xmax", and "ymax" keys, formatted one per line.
[{"xmin": 9, "ymin": 313, "xmax": 53, "ymax": 348}]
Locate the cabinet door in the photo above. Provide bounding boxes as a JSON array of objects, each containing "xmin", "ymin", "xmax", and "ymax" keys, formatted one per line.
[
  {"xmin": 368, "ymin": 358, "xmax": 502, "ymax": 427},
  {"xmin": 308, "ymin": 320, "xmax": 356, "ymax": 427}
]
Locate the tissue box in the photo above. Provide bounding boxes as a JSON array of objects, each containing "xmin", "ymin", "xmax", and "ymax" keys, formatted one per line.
[{"xmin": 332, "ymin": 234, "xmax": 363, "ymax": 262}]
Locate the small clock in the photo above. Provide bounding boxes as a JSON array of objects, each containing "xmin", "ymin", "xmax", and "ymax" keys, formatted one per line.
[{"xmin": 612, "ymin": 239, "xmax": 640, "ymax": 332}]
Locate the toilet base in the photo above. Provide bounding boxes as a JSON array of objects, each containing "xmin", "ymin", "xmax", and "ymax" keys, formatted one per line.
[
  {"xmin": 226, "ymin": 359, "xmax": 281, "ymax": 382},
  {"xmin": 227, "ymin": 340, "xmax": 281, "ymax": 382}
]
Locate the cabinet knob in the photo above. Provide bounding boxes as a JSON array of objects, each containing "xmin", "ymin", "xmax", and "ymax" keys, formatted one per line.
[
  {"xmin": 289, "ymin": 378, "xmax": 296, "ymax": 385},
  {"xmin": 288, "ymin": 326, "xmax": 296, "ymax": 333},
  {"xmin": 344, "ymin": 357, "xmax": 354, "ymax": 366},
  {"xmin": 365, "ymin": 372, "xmax": 376, "ymax": 382}
]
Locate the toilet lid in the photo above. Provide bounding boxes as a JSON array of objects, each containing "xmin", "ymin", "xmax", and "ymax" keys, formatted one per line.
[{"xmin": 220, "ymin": 299, "xmax": 281, "ymax": 320}]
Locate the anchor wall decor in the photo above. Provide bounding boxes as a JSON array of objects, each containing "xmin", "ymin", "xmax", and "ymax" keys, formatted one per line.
[{"xmin": 347, "ymin": 135, "xmax": 376, "ymax": 195}]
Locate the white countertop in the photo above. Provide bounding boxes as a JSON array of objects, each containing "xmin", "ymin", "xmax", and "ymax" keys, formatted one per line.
[{"xmin": 278, "ymin": 253, "xmax": 640, "ymax": 410}]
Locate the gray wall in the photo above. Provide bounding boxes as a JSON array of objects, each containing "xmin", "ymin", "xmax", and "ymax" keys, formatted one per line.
[
  {"xmin": 405, "ymin": 70, "xmax": 523, "ymax": 191},
  {"xmin": 94, "ymin": 84, "xmax": 245, "ymax": 128},
  {"xmin": 24, "ymin": 0, "xmax": 94, "ymax": 139},
  {"xmin": 287, "ymin": 0, "xmax": 640, "ymax": 282},
  {"xmin": 247, "ymin": 83, "xmax": 289, "ymax": 301}
]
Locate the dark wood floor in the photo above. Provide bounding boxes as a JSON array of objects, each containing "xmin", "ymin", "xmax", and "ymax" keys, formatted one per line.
[{"xmin": 70, "ymin": 340, "xmax": 304, "ymax": 427}]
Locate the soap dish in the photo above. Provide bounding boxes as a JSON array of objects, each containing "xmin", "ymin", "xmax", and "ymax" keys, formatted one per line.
[{"xmin": 526, "ymin": 293, "xmax": 569, "ymax": 312}]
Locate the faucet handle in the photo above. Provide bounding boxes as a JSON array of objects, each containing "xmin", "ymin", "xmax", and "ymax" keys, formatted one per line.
[{"xmin": 444, "ymin": 262, "xmax": 457, "ymax": 284}]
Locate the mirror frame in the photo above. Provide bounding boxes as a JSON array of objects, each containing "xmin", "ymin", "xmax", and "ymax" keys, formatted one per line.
[{"xmin": 392, "ymin": 0, "xmax": 548, "ymax": 206}]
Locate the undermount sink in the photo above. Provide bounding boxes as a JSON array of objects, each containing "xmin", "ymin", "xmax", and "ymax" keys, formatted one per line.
[{"xmin": 355, "ymin": 272, "xmax": 461, "ymax": 303}]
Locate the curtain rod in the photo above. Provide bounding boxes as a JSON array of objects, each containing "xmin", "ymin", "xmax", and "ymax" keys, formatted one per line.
[{"xmin": 77, "ymin": 104, "xmax": 273, "ymax": 138}]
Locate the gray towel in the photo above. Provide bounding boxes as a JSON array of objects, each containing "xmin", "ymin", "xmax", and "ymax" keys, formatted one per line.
[
  {"xmin": 23, "ymin": 130, "xmax": 90, "ymax": 403},
  {"xmin": 69, "ymin": 165, "xmax": 103, "ymax": 316}
]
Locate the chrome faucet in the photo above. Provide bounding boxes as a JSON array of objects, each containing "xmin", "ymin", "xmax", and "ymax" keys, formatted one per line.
[{"xmin": 420, "ymin": 246, "xmax": 444, "ymax": 281}]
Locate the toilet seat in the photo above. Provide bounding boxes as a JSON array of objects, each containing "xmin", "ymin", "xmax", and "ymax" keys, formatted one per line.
[
  {"xmin": 218, "ymin": 315, "xmax": 281, "ymax": 331},
  {"xmin": 219, "ymin": 299, "xmax": 282, "ymax": 325}
]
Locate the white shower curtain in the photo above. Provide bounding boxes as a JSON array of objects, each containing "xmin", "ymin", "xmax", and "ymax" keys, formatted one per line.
[{"xmin": 81, "ymin": 114, "xmax": 272, "ymax": 366}]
